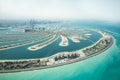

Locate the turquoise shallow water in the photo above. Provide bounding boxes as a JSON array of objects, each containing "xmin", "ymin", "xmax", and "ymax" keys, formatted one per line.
[
  {"xmin": 0, "ymin": 22, "xmax": 120, "ymax": 80},
  {"xmin": 0, "ymin": 30, "xmax": 101, "ymax": 60}
]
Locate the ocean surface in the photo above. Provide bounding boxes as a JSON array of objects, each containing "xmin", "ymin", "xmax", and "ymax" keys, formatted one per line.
[
  {"xmin": 0, "ymin": 28, "xmax": 101, "ymax": 60},
  {"xmin": 0, "ymin": 21, "xmax": 120, "ymax": 80}
]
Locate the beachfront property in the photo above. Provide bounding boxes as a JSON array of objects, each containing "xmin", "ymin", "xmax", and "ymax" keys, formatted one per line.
[{"xmin": 0, "ymin": 27, "xmax": 113, "ymax": 73}]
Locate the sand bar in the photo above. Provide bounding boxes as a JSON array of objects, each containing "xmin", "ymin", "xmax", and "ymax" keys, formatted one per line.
[
  {"xmin": 0, "ymin": 35, "xmax": 53, "ymax": 50},
  {"xmin": 69, "ymin": 36, "xmax": 80, "ymax": 43},
  {"xmin": 59, "ymin": 35, "xmax": 68, "ymax": 46},
  {"xmin": 28, "ymin": 35, "xmax": 58, "ymax": 51}
]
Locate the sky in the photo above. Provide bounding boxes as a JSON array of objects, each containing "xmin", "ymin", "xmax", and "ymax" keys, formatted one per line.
[{"xmin": 0, "ymin": 0, "xmax": 120, "ymax": 22}]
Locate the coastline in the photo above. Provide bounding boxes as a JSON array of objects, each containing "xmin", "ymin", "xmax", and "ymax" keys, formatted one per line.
[
  {"xmin": 0, "ymin": 34, "xmax": 53, "ymax": 50},
  {"xmin": 59, "ymin": 35, "xmax": 68, "ymax": 46},
  {"xmin": 0, "ymin": 37, "xmax": 113, "ymax": 73},
  {"xmin": 0, "ymin": 30, "xmax": 114, "ymax": 73},
  {"xmin": 28, "ymin": 35, "xmax": 58, "ymax": 51},
  {"xmin": 69, "ymin": 36, "xmax": 80, "ymax": 43}
]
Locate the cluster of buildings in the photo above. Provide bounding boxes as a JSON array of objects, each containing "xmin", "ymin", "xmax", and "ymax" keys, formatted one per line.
[
  {"xmin": 0, "ymin": 30, "xmax": 113, "ymax": 73},
  {"xmin": 24, "ymin": 27, "xmax": 45, "ymax": 32},
  {"xmin": 0, "ymin": 52, "xmax": 81, "ymax": 72},
  {"xmin": 83, "ymin": 33, "xmax": 112, "ymax": 55}
]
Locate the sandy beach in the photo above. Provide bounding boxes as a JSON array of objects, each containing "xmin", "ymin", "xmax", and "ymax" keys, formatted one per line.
[
  {"xmin": 0, "ymin": 30, "xmax": 113, "ymax": 73},
  {"xmin": 59, "ymin": 35, "xmax": 68, "ymax": 46},
  {"xmin": 0, "ymin": 36, "xmax": 52, "ymax": 50},
  {"xmin": 28, "ymin": 35, "xmax": 58, "ymax": 51},
  {"xmin": 84, "ymin": 33, "xmax": 91, "ymax": 36},
  {"xmin": 69, "ymin": 36, "xmax": 80, "ymax": 43}
]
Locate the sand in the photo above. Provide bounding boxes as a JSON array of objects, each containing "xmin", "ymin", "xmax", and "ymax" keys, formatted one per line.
[{"xmin": 59, "ymin": 35, "xmax": 68, "ymax": 46}]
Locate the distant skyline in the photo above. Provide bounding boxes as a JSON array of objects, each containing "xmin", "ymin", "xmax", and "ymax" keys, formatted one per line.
[{"xmin": 0, "ymin": 0, "xmax": 120, "ymax": 22}]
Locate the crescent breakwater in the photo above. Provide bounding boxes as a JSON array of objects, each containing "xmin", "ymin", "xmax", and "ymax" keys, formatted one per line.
[{"xmin": 0, "ymin": 30, "xmax": 114, "ymax": 73}]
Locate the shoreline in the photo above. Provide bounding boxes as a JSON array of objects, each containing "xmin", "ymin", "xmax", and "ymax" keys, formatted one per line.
[
  {"xmin": 0, "ymin": 30, "xmax": 114, "ymax": 73},
  {"xmin": 28, "ymin": 35, "xmax": 58, "ymax": 51},
  {"xmin": 69, "ymin": 36, "xmax": 80, "ymax": 43},
  {"xmin": 59, "ymin": 35, "xmax": 69, "ymax": 46},
  {"xmin": 0, "ymin": 34, "xmax": 53, "ymax": 50},
  {"xmin": 0, "ymin": 37, "xmax": 113, "ymax": 73}
]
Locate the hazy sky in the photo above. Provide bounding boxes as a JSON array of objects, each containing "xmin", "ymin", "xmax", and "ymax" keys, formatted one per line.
[{"xmin": 0, "ymin": 0, "xmax": 120, "ymax": 21}]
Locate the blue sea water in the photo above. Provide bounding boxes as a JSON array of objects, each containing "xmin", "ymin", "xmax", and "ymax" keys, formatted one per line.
[
  {"xmin": 0, "ymin": 29, "xmax": 101, "ymax": 60},
  {"xmin": 0, "ymin": 21, "xmax": 120, "ymax": 80}
]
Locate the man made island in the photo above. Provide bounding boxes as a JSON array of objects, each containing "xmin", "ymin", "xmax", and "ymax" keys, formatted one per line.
[{"xmin": 0, "ymin": 28, "xmax": 113, "ymax": 73}]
